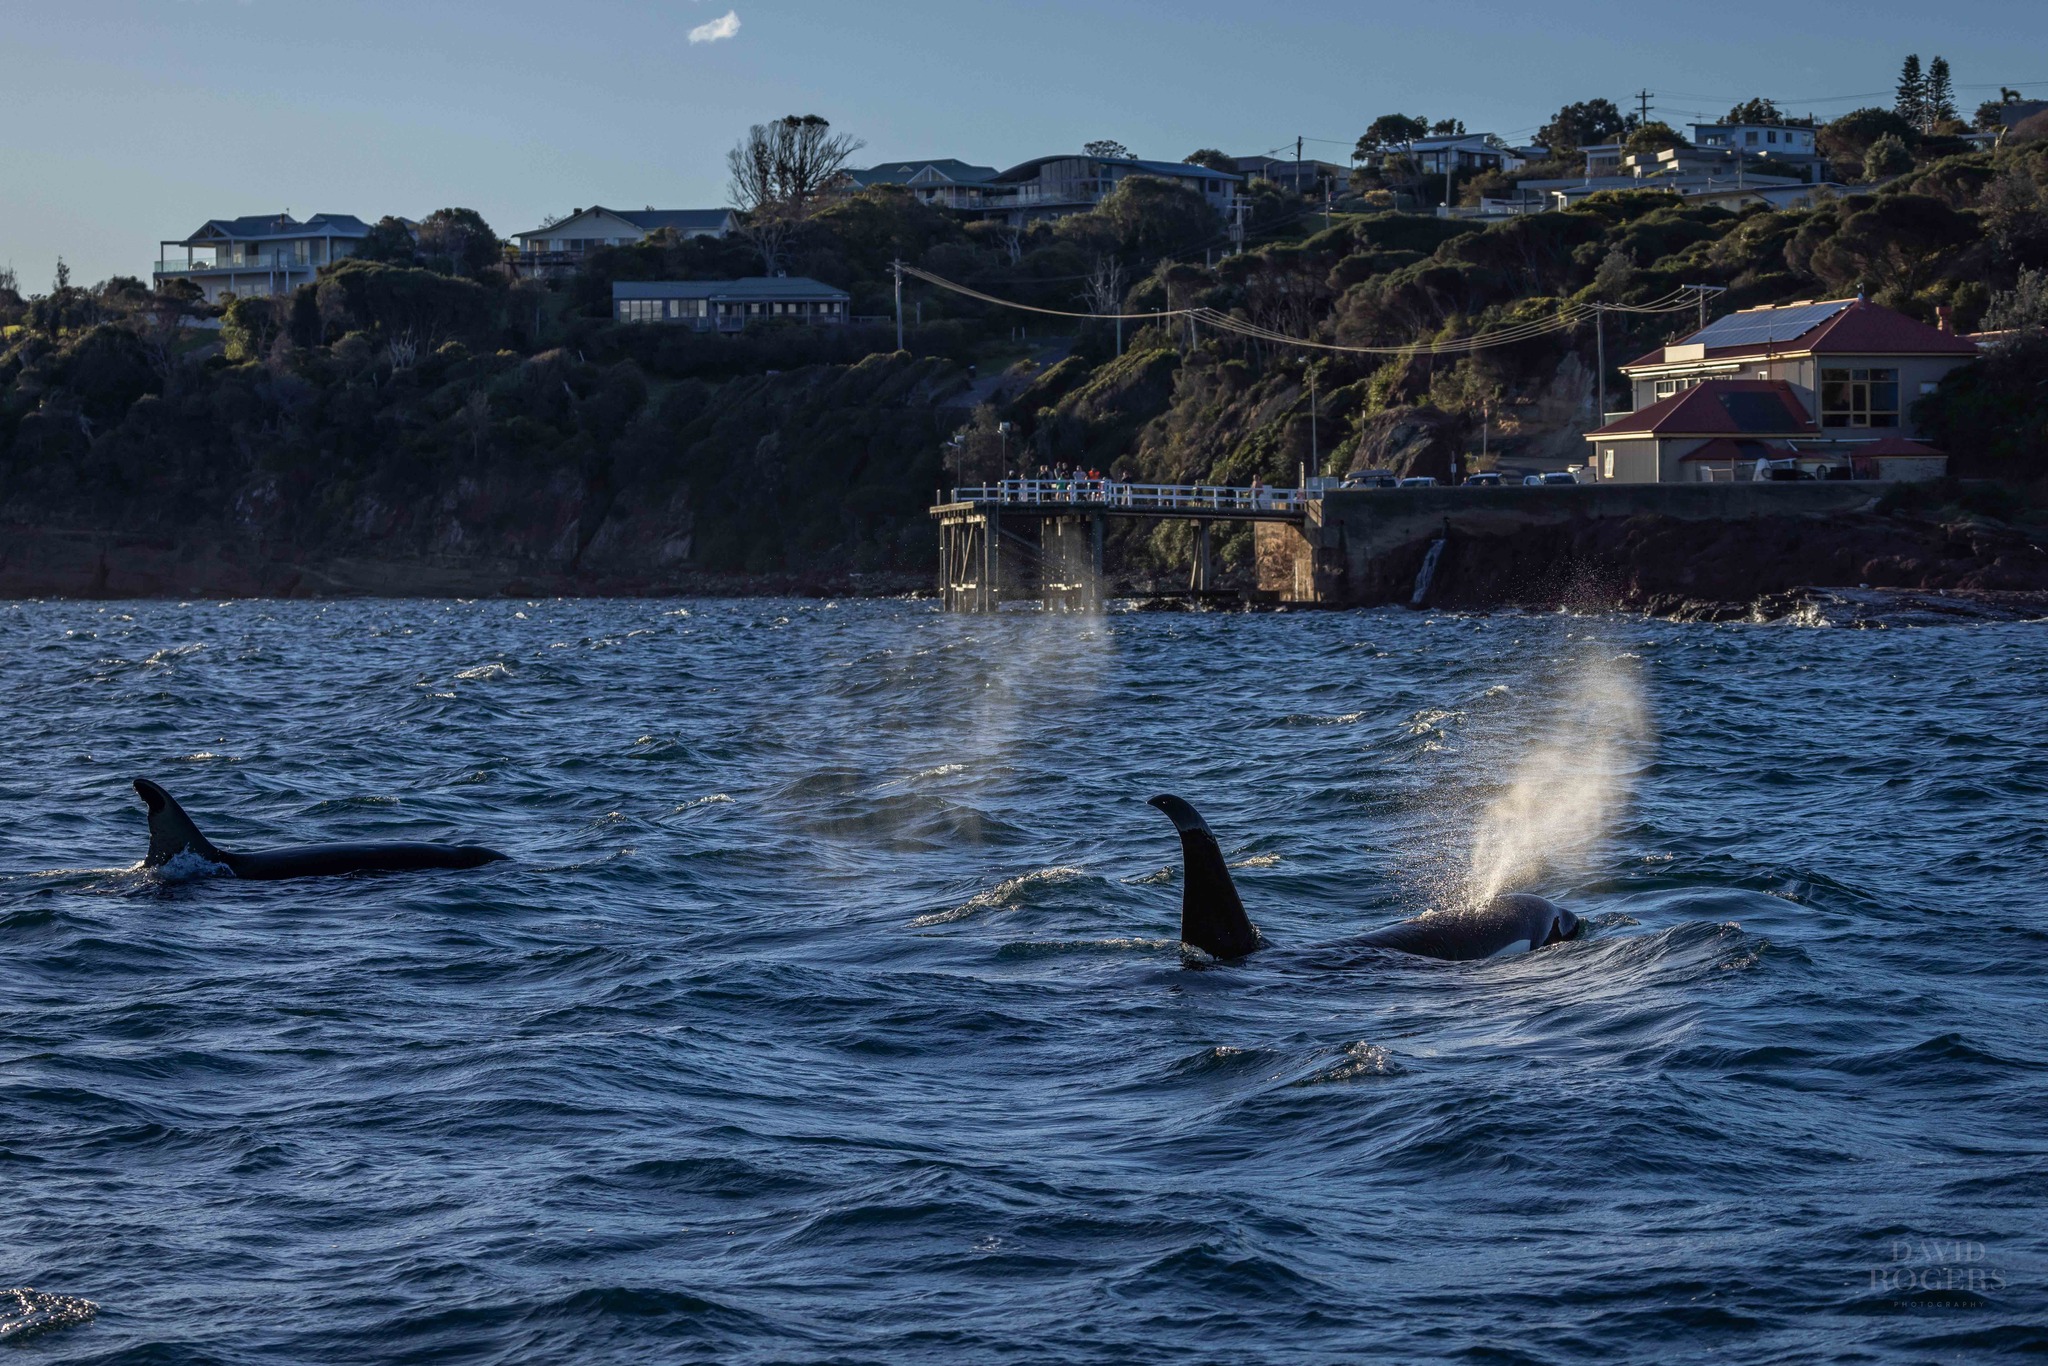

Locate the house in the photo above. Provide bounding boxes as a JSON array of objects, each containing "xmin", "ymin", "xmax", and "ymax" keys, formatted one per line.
[
  {"xmin": 611, "ymin": 277, "xmax": 850, "ymax": 330},
  {"xmin": 1579, "ymin": 143, "xmax": 1627, "ymax": 176},
  {"xmin": 154, "ymin": 212, "xmax": 374, "ymax": 303},
  {"xmin": 1364, "ymin": 134, "xmax": 1518, "ymax": 176},
  {"xmin": 977, "ymin": 154, "xmax": 1240, "ymax": 225},
  {"xmin": 843, "ymin": 159, "xmax": 1000, "ymax": 210},
  {"xmin": 1690, "ymin": 120, "xmax": 1822, "ymax": 170},
  {"xmin": 840, "ymin": 152, "xmax": 1238, "ymax": 224},
  {"xmin": 513, "ymin": 206, "xmax": 736, "ymax": 279},
  {"xmin": 1628, "ymin": 144, "xmax": 1814, "ymax": 184},
  {"xmin": 1228, "ymin": 154, "xmax": 1350, "ymax": 196},
  {"xmin": 1584, "ymin": 298, "xmax": 1981, "ymax": 482}
]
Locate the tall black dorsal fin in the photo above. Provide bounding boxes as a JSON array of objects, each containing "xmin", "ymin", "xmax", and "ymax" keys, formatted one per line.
[
  {"xmin": 133, "ymin": 779, "xmax": 229, "ymax": 869},
  {"xmin": 1148, "ymin": 795, "xmax": 1262, "ymax": 959}
]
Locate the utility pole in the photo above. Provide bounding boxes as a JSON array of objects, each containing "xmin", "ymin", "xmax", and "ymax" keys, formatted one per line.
[
  {"xmin": 1308, "ymin": 363, "xmax": 1318, "ymax": 475},
  {"xmin": 1595, "ymin": 304, "xmax": 1607, "ymax": 426},
  {"xmin": 892, "ymin": 259, "xmax": 904, "ymax": 352},
  {"xmin": 1634, "ymin": 89, "xmax": 1654, "ymax": 127},
  {"xmin": 1296, "ymin": 135, "xmax": 1304, "ymax": 201},
  {"xmin": 1681, "ymin": 283, "xmax": 1728, "ymax": 334}
]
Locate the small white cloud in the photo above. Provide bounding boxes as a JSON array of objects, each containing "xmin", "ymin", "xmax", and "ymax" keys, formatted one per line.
[{"xmin": 689, "ymin": 9, "xmax": 740, "ymax": 43}]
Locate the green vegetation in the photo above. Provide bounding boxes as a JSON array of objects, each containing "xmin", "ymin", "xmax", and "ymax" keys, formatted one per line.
[{"xmin": 5, "ymin": 122, "xmax": 2048, "ymax": 585}]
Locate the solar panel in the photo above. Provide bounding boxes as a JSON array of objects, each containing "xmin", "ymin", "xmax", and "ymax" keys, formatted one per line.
[{"xmin": 1685, "ymin": 300, "xmax": 1849, "ymax": 350}]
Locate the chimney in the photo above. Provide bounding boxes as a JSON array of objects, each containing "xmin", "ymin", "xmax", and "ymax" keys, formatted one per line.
[{"xmin": 1936, "ymin": 304, "xmax": 1954, "ymax": 333}]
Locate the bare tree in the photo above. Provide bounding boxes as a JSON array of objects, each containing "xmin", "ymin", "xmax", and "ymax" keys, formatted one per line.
[
  {"xmin": 726, "ymin": 115, "xmax": 865, "ymax": 272},
  {"xmin": 1081, "ymin": 255, "xmax": 1127, "ymax": 315}
]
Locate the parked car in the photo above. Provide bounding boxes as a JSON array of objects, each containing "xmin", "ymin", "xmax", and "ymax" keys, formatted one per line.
[
  {"xmin": 1463, "ymin": 472, "xmax": 1502, "ymax": 487},
  {"xmin": 1342, "ymin": 471, "xmax": 1399, "ymax": 489},
  {"xmin": 1397, "ymin": 476, "xmax": 1438, "ymax": 488},
  {"xmin": 1522, "ymin": 470, "xmax": 1579, "ymax": 486}
]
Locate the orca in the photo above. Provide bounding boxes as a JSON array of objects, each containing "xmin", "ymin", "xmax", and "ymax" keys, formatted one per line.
[
  {"xmin": 1147, "ymin": 794, "xmax": 1581, "ymax": 962},
  {"xmin": 133, "ymin": 778, "xmax": 507, "ymax": 880}
]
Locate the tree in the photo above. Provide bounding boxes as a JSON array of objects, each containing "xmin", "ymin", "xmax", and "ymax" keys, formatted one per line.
[
  {"xmin": 1926, "ymin": 57, "xmax": 1958, "ymax": 129},
  {"xmin": 416, "ymin": 207, "xmax": 500, "ymax": 275},
  {"xmin": 1184, "ymin": 149, "xmax": 1235, "ymax": 172},
  {"xmin": 1086, "ymin": 176, "xmax": 1220, "ymax": 262},
  {"xmin": 726, "ymin": 114, "xmax": 865, "ymax": 272},
  {"xmin": 1354, "ymin": 114, "xmax": 1429, "ymax": 160},
  {"xmin": 1430, "ymin": 118, "xmax": 1465, "ymax": 136},
  {"xmin": 353, "ymin": 216, "xmax": 418, "ymax": 265},
  {"xmin": 1983, "ymin": 266, "xmax": 2048, "ymax": 331},
  {"xmin": 1084, "ymin": 139, "xmax": 1132, "ymax": 160},
  {"xmin": 1624, "ymin": 121, "xmax": 1687, "ymax": 156},
  {"xmin": 1915, "ymin": 330, "xmax": 2048, "ymax": 475},
  {"xmin": 1725, "ymin": 97, "xmax": 1784, "ymax": 125},
  {"xmin": 1081, "ymin": 255, "xmax": 1127, "ymax": 315},
  {"xmin": 1593, "ymin": 244, "xmax": 1636, "ymax": 299},
  {"xmin": 1808, "ymin": 193, "xmax": 1976, "ymax": 297},
  {"xmin": 1862, "ymin": 133, "xmax": 1914, "ymax": 180},
  {"xmin": 1538, "ymin": 99, "xmax": 1629, "ymax": 153},
  {"xmin": 1975, "ymin": 92, "xmax": 2024, "ymax": 131},
  {"xmin": 1818, "ymin": 107, "xmax": 1917, "ymax": 175},
  {"xmin": 1896, "ymin": 55, "xmax": 1927, "ymax": 131}
]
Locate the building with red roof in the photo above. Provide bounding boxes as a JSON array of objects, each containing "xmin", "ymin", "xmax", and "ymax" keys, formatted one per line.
[{"xmin": 1585, "ymin": 298, "xmax": 1979, "ymax": 483}]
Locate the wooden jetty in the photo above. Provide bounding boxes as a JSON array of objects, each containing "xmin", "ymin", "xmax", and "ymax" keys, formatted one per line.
[{"xmin": 929, "ymin": 479, "xmax": 1310, "ymax": 611}]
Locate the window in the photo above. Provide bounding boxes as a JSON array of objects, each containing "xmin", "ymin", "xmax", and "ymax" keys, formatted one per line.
[
  {"xmin": 1767, "ymin": 130, "xmax": 1778, "ymax": 144},
  {"xmin": 1746, "ymin": 131, "xmax": 1759, "ymax": 144},
  {"xmin": 1654, "ymin": 377, "xmax": 1702, "ymax": 399},
  {"xmin": 1820, "ymin": 367, "xmax": 1900, "ymax": 428}
]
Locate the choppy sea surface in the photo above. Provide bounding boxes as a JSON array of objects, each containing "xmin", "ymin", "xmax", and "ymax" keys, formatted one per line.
[{"xmin": 3, "ymin": 597, "xmax": 2046, "ymax": 1364}]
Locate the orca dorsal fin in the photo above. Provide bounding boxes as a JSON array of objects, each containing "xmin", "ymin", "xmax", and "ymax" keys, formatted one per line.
[
  {"xmin": 133, "ymin": 778, "xmax": 228, "ymax": 869},
  {"xmin": 1148, "ymin": 795, "xmax": 1262, "ymax": 959}
]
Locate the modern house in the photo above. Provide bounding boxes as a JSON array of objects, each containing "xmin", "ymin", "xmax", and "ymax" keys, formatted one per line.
[
  {"xmin": 981, "ymin": 154, "xmax": 1240, "ymax": 224},
  {"xmin": 841, "ymin": 153, "xmax": 1241, "ymax": 224},
  {"xmin": 612, "ymin": 278, "xmax": 850, "ymax": 330},
  {"xmin": 513, "ymin": 206, "xmax": 736, "ymax": 279},
  {"xmin": 1690, "ymin": 120, "xmax": 1822, "ymax": 175},
  {"xmin": 154, "ymin": 213, "xmax": 375, "ymax": 303},
  {"xmin": 1584, "ymin": 298, "xmax": 1980, "ymax": 482},
  {"xmin": 1362, "ymin": 134, "xmax": 1523, "ymax": 176},
  {"xmin": 844, "ymin": 159, "xmax": 1001, "ymax": 208}
]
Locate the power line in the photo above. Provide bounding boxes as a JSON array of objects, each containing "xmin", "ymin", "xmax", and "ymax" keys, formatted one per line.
[{"xmin": 902, "ymin": 263, "xmax": 1707, "ymax": 356}]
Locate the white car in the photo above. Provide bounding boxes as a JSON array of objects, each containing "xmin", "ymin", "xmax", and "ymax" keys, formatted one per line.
[{"xmin": 1397, "ymin": 476, "xmax": 1438, "ymax": 488}]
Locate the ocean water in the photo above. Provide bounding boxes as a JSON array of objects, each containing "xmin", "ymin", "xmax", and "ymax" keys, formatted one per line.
[{"xmin": 3, "ymin": 597, "xmax": 2045, "ymax": 1364}]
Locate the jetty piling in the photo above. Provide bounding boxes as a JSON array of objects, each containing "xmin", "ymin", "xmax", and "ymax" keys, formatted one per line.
[{"xmin": 931, "ymin": 479, "xmax": 1308, "ymax": 612}]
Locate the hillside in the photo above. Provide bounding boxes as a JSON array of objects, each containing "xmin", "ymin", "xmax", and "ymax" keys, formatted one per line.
[{"xmin": 4, "ymin": 132, "xmax": 2048, "ymax": 598}]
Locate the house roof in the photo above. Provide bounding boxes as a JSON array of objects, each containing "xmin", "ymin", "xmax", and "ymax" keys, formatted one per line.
[
  {"xmin": 1852, "ymin": 434, "xmax": 1946, "ymax": 457},
  {"xmin": 990, "ymin": 154, "xmax": 1242, "ymax": 185},
  {"xmin": 1677, "ymin": 438, "xmax": 1797, "ymax": 462},
  {"xmin": 612, "ymin": 277, "xmax": 849, "ymax": 301},
  {"xmin": 1590, "ymin": 380, "xmax": 1818, "ymax": 438},
  {"xmin": 513, "ymin": 206, "xmax": 732, "ymax": 238},
  {"xmin": 845, "ymin": 159, "xmax": 999, "ymax": 187},
  {"xmin": 1625, "ymin": 299, "xmax": 1980, "ymax": 369},
  {"xmin": 1230, "ymin": 155, "xmax": 1348, "ymax": 176},
  {"xmin": 173, "ymin": 213, "xmax": 371, "ymax": 244}
]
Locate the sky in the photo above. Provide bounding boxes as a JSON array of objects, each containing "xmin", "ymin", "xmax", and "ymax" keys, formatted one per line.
[{"xmin": 5, "ymin": 0, "xmax": 2047, "ymax": 287}]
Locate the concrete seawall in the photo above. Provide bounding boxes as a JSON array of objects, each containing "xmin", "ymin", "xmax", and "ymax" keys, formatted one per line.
[{"xmin": 1256, "ymin": 483, "xmax": 1888, "ymax": 606}]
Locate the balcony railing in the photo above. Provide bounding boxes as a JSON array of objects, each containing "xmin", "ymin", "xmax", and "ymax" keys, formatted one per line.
[
  {"xmin": 155, "ymin": 257, "xmax": 318, "ymax": 275},
  {"xmin": 950, "ymin": 479, "xmax": 1313, "ymax": 512}
]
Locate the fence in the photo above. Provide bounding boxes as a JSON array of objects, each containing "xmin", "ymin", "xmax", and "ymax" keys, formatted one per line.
[{"xmin": 949, "ymin": 479, "xmax": 1313, "ymax": 512}]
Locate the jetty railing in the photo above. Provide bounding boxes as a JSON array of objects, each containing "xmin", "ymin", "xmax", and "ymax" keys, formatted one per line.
[{"xmin": 948, "ymin": 479, "xmax": 1312, "ymax": 512}]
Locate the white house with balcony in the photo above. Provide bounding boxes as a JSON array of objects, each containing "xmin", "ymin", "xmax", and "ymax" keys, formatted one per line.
[
  {"xmin": 512, "ymin": 206, "xmax": 735, "ymax": 279},
  {"xmin": 154, "ymin": 213, "xmax": 375, "ymax": 303}
]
